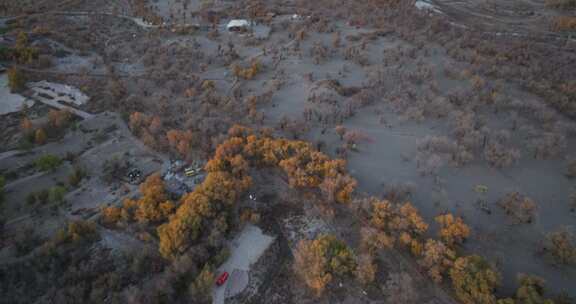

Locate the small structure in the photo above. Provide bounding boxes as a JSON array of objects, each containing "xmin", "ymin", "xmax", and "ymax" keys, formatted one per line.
[{"xmin": 227, "ymin": 19, "xmax": 250, "ymax": 32}]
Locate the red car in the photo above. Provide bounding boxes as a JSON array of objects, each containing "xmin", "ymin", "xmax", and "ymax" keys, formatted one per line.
[{"xmin": 216, "ymin": 271, "xmax": 229, "ymax": 286}]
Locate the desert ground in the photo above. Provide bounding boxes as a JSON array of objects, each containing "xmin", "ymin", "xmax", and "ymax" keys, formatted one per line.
[{"xmin": 1, "ymin": 0, "xmax": 575, "ymax": 303}]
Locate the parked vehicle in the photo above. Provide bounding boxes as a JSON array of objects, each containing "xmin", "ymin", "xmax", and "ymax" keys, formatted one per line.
[{"xmin": 216, "ymin": 271, "xmax": 229, "ymax": 286}]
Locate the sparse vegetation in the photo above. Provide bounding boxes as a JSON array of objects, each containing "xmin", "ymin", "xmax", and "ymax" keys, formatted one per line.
[
  {"xmin": 34, "ymin": 154, "xmax": 62, "ymax": 172},
  {"xmin": 7, "ymin": 67, "xmax": 26, "ymax": 93},
  {"xmin": 2, "ymin": 0, "xmax": 576, "ymax": 302}
]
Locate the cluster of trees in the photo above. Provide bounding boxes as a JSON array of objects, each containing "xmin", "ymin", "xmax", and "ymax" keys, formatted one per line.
[
  {"xmin": 293, "ymin": 234, "xmax": 357, "ymax": 296},
  {"xmin": 367, "ymin": 198, "xmax": 429, "ymax": 255},
  {"xmin": 102, "ymin": 173, "xmax": 175, "ymax": 226},
  {"xmin": 353, "ymin": 192, "xmax": 563, "ymax": 304},
  {"xmin": 128, "ymin": 112, "xmax": 164, "ymax": 148},
  {"xmin": 20, "ymin": 109, "xmax": 72, "ymax": 147},
  {"xmin": 157, "ymin": 125, "xmax": 356, "ymax": 259},
  {"xmin": 166, "ymin": 129, "xmax": 195, "ymax": 159}
]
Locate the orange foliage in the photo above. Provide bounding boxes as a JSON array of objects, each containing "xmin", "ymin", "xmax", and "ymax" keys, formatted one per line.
[
  {"xmin": 231, "ymin": 60, "xmax": 262, "ymax": 80},
  {"xmin": 20, "ymin": 117, "xmax": 33, "ymax": 133},
  {"xmin": 370, "ymin": 199, "xmax": 428, "ymax": 253},
  {"xmin": 35, "ymin": 128, "xmax": 47, "ymax": 145},
  {"xmin": 108, "ymin": 173, "xmax": 175, "ymax": 226},
  {"xmin": 48, "ymin": 109, "xmax": 72, "ymax": 129},
  {"xmin": 551, "ymin": 16, "xmax": 576, "ymax": 31},
  {"xmin": 418, "ymin": 239, "xmax": 456, "ymax": 283},
  {"xmin": 166, "ymin": 129, "xmax": 194, "ymax": 158},
  {"xmin": 435, "ymin": 213, "xmax": 471, "ymax": 247},
  {"xmin": 158, "ymin": 126, "xmax": 357, "ymax": 258}
]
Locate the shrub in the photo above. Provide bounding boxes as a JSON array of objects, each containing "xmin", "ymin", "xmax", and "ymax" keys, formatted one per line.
[
  {"xmin": 48, "ymin": 186, "xmax": 66, "ymax": 204},
  {"xmin": 541, "ymin": 227, "xmax": 576, "ymax": 265},
  {"xmin": 36, "ymin": 189, "xmax": 49, "ymax": 204},
  {"xmin": 231, "ymin": 60, "xmax": 261, "ymax": 80},
  {"xmin": 53, "ymin": 221, "xmax": 98, "ymax": 244},
  {"xmin": 498, "ymin": 192, "xmax": 538, "ymax": 224},
  {"xmin": 7, "ymin": 67, "xmax": 26, "ymax": 93},
  {"xmin": 514, "ymin": 274, "xmax": 554, "ymax": 304},
  {"xmin": 48, "ymin": 110, "xmax": 72, "ymax": 129},
  {"xmin": 34, "ymin": 154, "xmax": 62, "ymax": 172},
  {"xmin": 34, "ymin": 128, "xmax": 47, "ymax": 145},
  {"xmin": 449, "ymin": 255, "xmax": 500, "ymax": 304},
  {"xmin": 484, "ymin": 142, "xmax": 520, "ymax": 168},
  {"xmin": 551, "ymin": 16, "xmax": 576, "ymax": 31},
  {"xmin": 26, "ymin": 192, "xmax": 36, "ymax": 205},
  {"xmin": 189, "ymin": 265, "xmax": 214, "ymax": 303},
  {"xmin": 68, "ymin": 166, "xmax": 86, "ymax": 187}
]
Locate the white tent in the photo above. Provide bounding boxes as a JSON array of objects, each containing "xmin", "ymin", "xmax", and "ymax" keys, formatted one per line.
[{"xmin": 227, "ymin": 19, "xmax": 250, "ymax": 32}]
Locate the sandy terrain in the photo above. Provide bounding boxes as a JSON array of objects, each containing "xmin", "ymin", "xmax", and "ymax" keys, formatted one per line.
[
  {"xmin": 212, "ymin": 224, "xmax": 275, "ymax": 304},
  {"xmin": 0, "ymin": 74, "xmax": 35, "ymax": 115}
]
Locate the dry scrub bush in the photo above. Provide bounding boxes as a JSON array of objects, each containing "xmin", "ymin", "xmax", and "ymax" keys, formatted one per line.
[
  {"xmin": 541, "ymin": 227, "xmax": 576, "ymax": 265},
  {"xmin": 498, "ymin": 192, "xmax": 538, "ymax": 224},
  {"xmin": 531, "ymin": 133, "xmax": 566, "ymax": 160},
  {"xmin": 48, "ymin": 109, "xmax": 72, "ymax": 129},
  {"xmin": 484, "ymin": 142, "xmax": 521, "ymax": 168},
  {"xmin": 417, "ymin": 136, "xmax": 474, "ymax": 167},
  {"xmin": 551, "ymin": 16, "xmax": 576, "ymax": 31},
  {"xmin": 450, "ymin": 255, "xmax": 500, "ymax": 304},
  {"xmin": 231, "ymin": 60, "xmax": 262, "ymax": 80},
  {"xmin": 294, "ymin": 235, "xmax": 356, "ymax": 296}
]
